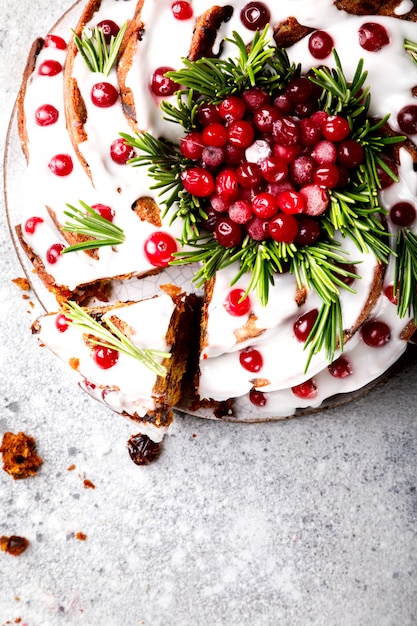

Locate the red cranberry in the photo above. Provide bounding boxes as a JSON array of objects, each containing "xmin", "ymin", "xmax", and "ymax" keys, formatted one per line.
[
  {"xmin": 314, "ymin": 164, "xmax": 340, "ymax": 189},
  {"xmin": 260, "ymin": 156, "xmax": 288, "ymax": 184},
  {"xmin": 277, "ymin": 190, "xmax": 305, "ymax": 215},
  {"xmin": 215, "ymin": 217, "xmax": 242, "ymax": 248},
  {"xmin": 290, "ymin": 156, "xmax": 315, "ymax": 186},
  {"xmin": 337, "ymin": 140, "xmax": 364, "ymax": 168},
  {"xmin": 97, "ymin": 19, "xmax": 120, "ymax": 43},
  {"xmin": 252, "ymin": 192, "xmax": 278, "ymax": 219},
  {"xmin": 292, "ymin": 378, "xmax": 318, "ymax": 399},
  {"xmin": 150, "ymin": 67, "xmax": 178, "ymax": 97},
  {"xmin": 240, "ymin": 1, "xmax": 271, "ymax": 31},
  {"xmin": 308, "ymin": 31, "xmax": 334, "ymax": 59},
  {"xmin": 295, "ymin": 217, "xmax": 321, "ymax": 245},
  {"xmin": 358, "ymin": 22, "xmax": 390, "ymax": 52},
  {"xmin": 144, "ymin": 231, "xmax": 177, "ymax": 267},
  {"xmin": 181, "ymin": 167, "xmax": 214, "ymax": 197},
  {"xmin": 24, "ymin": 216, "xmax": 44, "ymax": 234},
  {"xmin": 294, "ymin": 309, "xmax": 319, "ymax": 342},
  {"xmin": 55, "ymin": 313, "xmax": 70, "ymax": 333},
  {"xmin": 268, "ymin": 213, "xmax": 298, "ymax": 243},
  {"xmin": 273, "ymin": 94, "xmax": 292, "ymax": 115},
  {"xmin": 202, "ymin": 123, "xmax": 228, "ymax": 147},
  {"xmin": 219, "ymin": 96, "xmax": 246, "ymax": 122},
  {"xmin": 246, "ymin": 216, "xmax": 269, "ymax": 241},
  {"xmin": 171, "ymin": 0, "xmax": 193, "ymax": 19},
  {"xmin": 198, "ymin": 103, "xmax": 222, "ymax": 126},
  {"xmin": 328, "ymin": 355, "xmax": 353, "ymax": 378},
  {"xmin": 91, "ymin": 82, "xmax": 118, "ymax": 107},
  {"xmin": 236, "ymin": 162, "xmax": 262, "ymax": 188},
  {"xmin": 46, "ymin": 243, "xmax": 65, "ymax": 264},
  {"xmin": 253, "ymin": 105, "xmax": 280, "ymax": 133},
  {"xmin": 389, "ymin": 201, "xmax": 416, "ymax": 227},
  {"xmin": 224, "ymin": 289, "xmax": 251, "ymax": 316},
  {"xmin": 361, "ymin": 320, "xmax": 391, "ymax": 347},
  {"xmin": 38, "ymin": 59, "xmax": 62, "ymax": 76},
  {"xmin": 273, "ymin": 117, "xmax": 300, "ymax": 146},
  {"xmin": 180, "ymin": 131, "xmax": 204, "ymax": 160},
  {"xmin": 227, "ymin": 120, "xmax": 255, "ymax": 148},
  {"xmin": 376, "ymin": 157, "xmax": 398, "ymax": 189},
  {"xmin": 224, "ymin": 144, "xmax": 245, "ymax": 166},
  {"xmin": 243, "ymin": 87, "xmax": 270, "ymax": 112},
  {"xmin": 397, "ymin": 105, "xmax": 417, "ymax": 135},
  {"xmin": 249, "ymin": 388, "xmax": 267, "ymax": 406},
  {"xmin": 215, "ymin": 169, "xmax": 239, "ymax": 202},
  {"xmin": 272, "ymin": 144, "xmax": 300, "ymax": 164},
  {"xmin": 35, "ymin": 104, "xmax": 59, "ymax": 126},
  {"xmin": 93, "ymin": 345, "xmax": 119, "ymax": 369},
  {"xmin": 110, "ymin": 138, "xmax": 135, "ymax": 164},
  {"xmin": 48, "ymin": 154, "xmax": 73, "ymax": 176},
  {"xmin": 298, "ymin": 118, "xmax": 322, "ymax": 147},
  {"xmin": 384, "ymin": 284, "xmax": 398, "ymax": 305},
  {"xmin": 322, "ymin": 115, "xmax": 351, "ymax": 142},
  {"xmin": 44, "ymin": 34, "xmax": 67, "ymax": 50},
  {"xmin": 91, "ymin": 204, "xmax": 114, "ymax": 222},
  {"xmin": 239, "ymin": 347, "xmax": 263, "ymax": 372}
]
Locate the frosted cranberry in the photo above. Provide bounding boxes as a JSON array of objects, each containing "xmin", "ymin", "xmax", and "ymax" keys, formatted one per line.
[
  {"xmin": 272, "ymin": 143, "xmax": 301, "ymax": 164},
  {"xmin": 358, "ymin": 22, "xmax": 390, "ymax": 51},
  {"xmin": 376, "ymin": 157, "xmax": 398, "ymax": 189},
  {"xmin": 273, "ymin": 117, "xmax": 300, "ymax": 146},
  {"xmin": 384, "ymin": 283, "xmax": 398, "ymax": 305},
  {"xmin": 144, "ymin": 231, "xmax": 177, "ymax": 266},
  {"xmin": 219, "ymin": 96, "xmax": 246, "ymax": 122},
  {"xmin": 308, "ymin": 30, "xmax": 334, "ymax": 59},
  {"xmin": 285, "ymin": 77, "xmax": 313, "ymax": 103},
  {"xmin": 215, "ymin": 169, "xmax": 239, "ymax": 201},
  {"xmin": 202, "ymin": 123, "xmax": 228, "ymax": 147},
  {"xmin": 215, "ymin": 217, "xmax": 242, "ymax": 248},
  {"xmin": 93, "ymin": 345, "xmax": 119, "ymax": 369},
  {"xmin": 298, "ymin": 118, "xmax": 322, "ymax": 147},
  {"xmin": 311, "ymin": 140, "xmax": 337, "ymax": 165},
  {"xmin": 38, "ymin": 59, "xmax": 62, "ymax": 76},
  {"xmin": 110, "ymin": 138, "xmax": 135, "ymax": 164},
  {"xmin": 44, "ymin": 34, "xmax": 67, "ymax": 50},
  {"xmin": 337, "ymin": 139, "xmax": 364, "ymax": 168},
  {"xmin": 150, "ymin": 66, "xmax": 178, "ymax": 97},
  {"xmin": 181, "ymin": 167, "xmax": 214, "ymax": 197},
  {"xmin": 300, "ymin": 184, "xmax": 329, "ymax": 216},
  {"xmin": 243, "ymin": 87, "xmax": 270, "ymax": 112},
  {"xmin": 35, "ymin": 104, "xmax": 59, "ymax": 126},
  {"xmin": 55, "ymin": 313, "xmax": 70, "ymax": 333},
  {"xmin": 227, "ymin": 120, "xmax": 255, "ymax": 148},
  {"xmin": 361, "ymin": 320, "xmax": 391, "ymax": 347},
  {"xmin": 224, "ymin": 288, "xmax": 251, "ymax": 316},
  {"xmin": 210, "ymin": 194, "xmax": 228, "ymax": 213},
  {"xmin": 180, "ymin": 131, "xmax": 204, "ymax": 160},
  {"xmin": 322, "ymin": 115, "xmax": 351, "ymax": 142},
  {"xmin": 260, "ymin": 156, "xmax": 288, "ymax": 183},
  {"xmin": 198, "ymin": 103, "xmax": 221, "ymax": 126},
  {"xmin": 252, "ymin": 192, "xmax": 278, "ymax": 219},
  {"xmin": 171, "ymin": 0, "xmax": 193, "ymax": 19},
  {"xmin": 314, "ymin": 164, "xmax": 340, "ymax": 189},
  {"xmin": 249, "ymin": 388, "xmax": 267, "ymax": 406},
  {"xmin": 24, "ymin": 216, "xmax": 44, "ymax": 234},
  {"xmin": 397, "ymin": 105, "xmax": 417, "ymax": 134},
  {"xmin": 273, "ymin": 94, "xmax": 292, "ymax": 115},
  {"xmin": 295, "ymin": 217, "xmax": 321, "ymax": 245},
  {"xmin": 277, "ymin": 190, "xmax": 305, "ymax": 215},
  {"xmin": 48, "ymin": 154, "xmax": 73, "ymax": 176},
  {"xmin": 389, "ymin": 201, "xmax": 416, "ymax": 227},
  {"xmin": 201, "ymin": 146, "xmax": 225, "ymax": 168},
  {"xmin": 294, "ymin": 309, "xmax": 319, "ymax": 342},
  {"xmin": 290, "ymin": 156, "xmax": 315, "ymax": 186},
  {"xmin": 236, "ymin": 162, "xmax": 262, "ymax": 188},
  {"xmin": 97, "ymin": 19, "xmax": 120, "ymax": 43},
  {"xmin": 239, "ymin": 347, "xmax": 263, "ymax": 372},
  {"xmin": 269, "ymin": 213, "xmax": 298, "ymax": 243},
  {"xmin": 91, "ymin": 204, "xmax": 114, "ymax": 222},
  {"xmin": 240, "ymin": 2, "xmax": 270, "ymax": 30},
  {"xmin": 224, "ymin": 144, "xmax": 245, "ymax": 165},
  {"xmin": 328, "ymin": 355, "xmax": 353, "ymax": 378},
  {"xmin": 46, "ymin": 243, "xmax": 65, "ymax": 264},
  {"xmin": 245, "ymin": 139, "xmax": 272, "ymax": 164},
  {"xmin": 91, "ymin": 82, "xmax": 118, "ymax": 107},
  {"xmin": 253, "ymin": 105, "xmax": 280, "ymax": 133},
  {"xmin": 247, "ymin": 216, "xmax": 269, "ymax": 241},
  {"xmin": 229, "ymin": 200, "xmax": 253, "ymax": 224},
  {"xmin": 292, "ymin": 378, "xmax": 318, "ymax": 399}
]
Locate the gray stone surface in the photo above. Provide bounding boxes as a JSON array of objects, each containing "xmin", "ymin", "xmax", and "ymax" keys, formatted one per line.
[{"xmin": 0, "ymin": 2, "xmax": 416, "ymax": 624}]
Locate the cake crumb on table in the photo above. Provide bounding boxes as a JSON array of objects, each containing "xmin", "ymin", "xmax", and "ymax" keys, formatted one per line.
[
  {"xmin": 0, "ymin": 432, "xmax": 43, "ymax": 479},
  {"xmin": 0, "ymin": 535, "xmax": 29, "ymax": 557}
]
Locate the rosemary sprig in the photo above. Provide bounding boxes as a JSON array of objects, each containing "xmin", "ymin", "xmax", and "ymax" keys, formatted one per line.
[
  {"xmin": 304, "ymin": 299, "xmax": 344, "ymax": 372},
  {"xmin": 393, "ymin": 228, "xmax": 417, "ymax": 322},
  {"xmin": 404, "ymin": 39, "xmax": 417, "ymax": 66},
  {"xmin": 62, "ymin": 200, "xmax": 125, "ymax": 253},
  {"xmin": 73, "ymin": 22, "xmax": 127, "ymax": 77},
  {"xmin": 63, "ymin": 301, "xmax": 170, "ymax": 377}
]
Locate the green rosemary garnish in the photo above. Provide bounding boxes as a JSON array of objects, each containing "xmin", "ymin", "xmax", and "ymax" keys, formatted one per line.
[
  {"xmin": 394, "ymin": 228, "xmax": 417, "ymax": 323},
  {"xmin": 404, "ymin": 39, "xmax": 417, "ymax": 66},
  {"xmin": 63, "ymin": 301, "xmax": 170, "ymax": 377},
  {"xmin": 61, "ymin": 201, "xmax": 125, "ymax": 253},
  {"xmin": 73, "ymin": 22, "xmax": 127, "ymax": 77}
]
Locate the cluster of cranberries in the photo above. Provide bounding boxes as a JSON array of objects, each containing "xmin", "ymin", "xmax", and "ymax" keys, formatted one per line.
[{"xmin": 177, "ymin": 76, "xmax": 373, "ymax": 249}]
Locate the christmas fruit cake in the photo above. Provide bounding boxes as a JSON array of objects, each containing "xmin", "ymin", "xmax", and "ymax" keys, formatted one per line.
[{"xmin": 12, "ymin": 0, "xmax": 417, "ymax": 440}]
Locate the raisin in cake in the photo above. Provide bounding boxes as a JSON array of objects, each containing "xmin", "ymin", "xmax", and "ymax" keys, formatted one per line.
[{"xmin": 12, "ymin": 0, "xmax": 417, "ymax": 439}]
